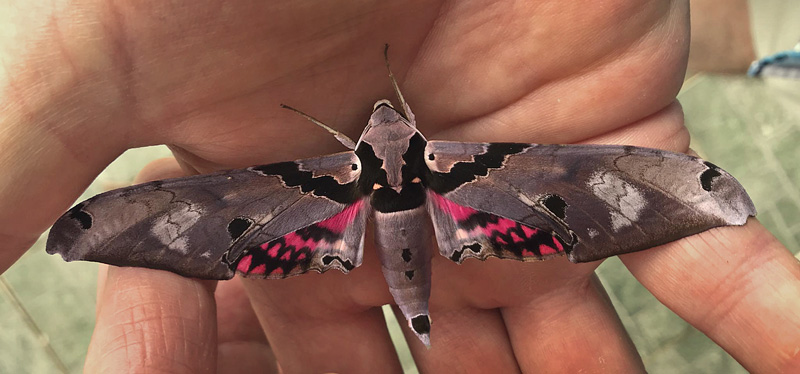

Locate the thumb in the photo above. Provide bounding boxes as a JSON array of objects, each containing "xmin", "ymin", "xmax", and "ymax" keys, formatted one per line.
[
  {"xmin": 87, "ymin": 266, "xmax": 219, "ymax": 373},
  {"xmin": 87, "ymin": 157, "xmax": 219, "ymax": 373}
]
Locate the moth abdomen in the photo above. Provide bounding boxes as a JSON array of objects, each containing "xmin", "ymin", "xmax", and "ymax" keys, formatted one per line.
[{"xmin": 373, "ymin": 207, "xmax": 434, "ymax": 346}]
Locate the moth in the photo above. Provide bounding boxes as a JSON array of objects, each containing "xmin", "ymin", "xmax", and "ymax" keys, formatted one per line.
[
  {"xmin": 748, "ymin": 42, "xmax": 800, "ymax": 79},
  {"xmin": 47, "ymin": 47, "xmax": 756, "ymax": 347}
]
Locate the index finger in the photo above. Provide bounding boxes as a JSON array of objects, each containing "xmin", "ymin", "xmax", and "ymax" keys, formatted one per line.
[
  {"xmin": 621, "ymin": 220, "xmax": 800, "ymax": 372},
  {"xmin": 86, "ymin": 157, "xmax": 220, "ymax": 373},
  {"xmin": 88, "ymin": 266, "xmax": 219, "ymax": 373}
]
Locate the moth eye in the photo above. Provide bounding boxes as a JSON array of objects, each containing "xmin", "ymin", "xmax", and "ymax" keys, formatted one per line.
[
  {"xmin": 427, "ymin": 154, "xmax": 435, "ymax": 161},
  {"xmin": 351, "ymin": 163, "xmax": 358, "ymax": 171}
]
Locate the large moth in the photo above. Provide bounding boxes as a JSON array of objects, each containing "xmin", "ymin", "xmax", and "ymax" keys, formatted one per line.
[{"xmin": 47, "ymin": 49, "xmax": 756, "ymax": 347}]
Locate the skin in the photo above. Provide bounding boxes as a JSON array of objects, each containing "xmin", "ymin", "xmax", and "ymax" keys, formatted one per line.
[
  {"xmin": 687, "ymin": 0, "xmax": 755, "ymax": 73},
  {"xmin": 1, "ymin": 0, "xmax": 798, "ymax": 373}
]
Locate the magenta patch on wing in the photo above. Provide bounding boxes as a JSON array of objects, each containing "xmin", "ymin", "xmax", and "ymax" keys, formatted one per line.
[
  {"xmin": 315, "ymin": 200, "xmax": 364, "ymax": 233},
  {"xmin": 430, "ymin": 192, "xmax": 477, "ymax": 221},
  {"xmin": 235, "ymin": 200, "xmax": 364, "ymax": 277},
  {"xmin": 431, "ymin": 192, "xmax": 567, "ymax": 259},
  {"xmin": 236, "ymin": 254, "xmax": 252, "ymax": 273}
]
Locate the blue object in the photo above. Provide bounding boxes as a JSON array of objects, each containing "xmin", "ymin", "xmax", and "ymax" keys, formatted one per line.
[{"xmin": 748, "ymin": 44, "xmax": 800, "ymax": 79}]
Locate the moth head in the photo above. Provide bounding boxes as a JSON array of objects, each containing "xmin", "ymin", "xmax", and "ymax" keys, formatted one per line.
[
  {"xmin": 373, "ymin": 99, "xmax": 393, "ymax": 111},
  {"xmin": 368, "ymin": 101, "xmax": 407, "ymax": 128}
]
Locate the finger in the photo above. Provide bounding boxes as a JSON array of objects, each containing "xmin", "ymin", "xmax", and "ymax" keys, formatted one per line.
[
  {"xmin": 241, "ymin": 249, "xmax": 404, "ymax": 374},
  {"xmin": 502, "ymin": 273, "xmax": 644, "ymax": 372},
  {"xmin": 401, "ymin": 257, "xmax": 524, "ymax": 372},
  {"xmin": 87, "ymin": 267, "xmax": 218, "ymax": 373},
  {"xmin": 420, "ymin": 256, "xmax": 643, "ymax": 372},
  {"xmin": 622, "ymin": 221, "xmax": 800, "ymax": 372},
  {"xmin": 0, "ymin": 129, "xmax": 124, "ymax": 274},
  {"xmin": 216, "ymin": 278, "xmax": 278, "ymax": 374},
  {"xmin": 134, "ymin": 156, "xmax": 279, "ymax": 373},
  {"xmin": 580, "ymin": 100, "xmax": 690, "ymax": 153},
  {"xmin": 88, "ymin": 158, "xmax": 220, "ymax": 372},
  {"xmin": 423, "ymin": 1, "xmax": 689, "ymax": 145},
  {"xmin": 96, "ymin": 265, "xmax": 109, "ymax": 315},
  {"xmin": 0, "ymin": 19, "xmax": 131, "ymax": 275},
  {"xmin": 401, "ymin": 305, "xmax": 521, "ymax": 373},
  {"xmin": 94, "ymin": 157, "xmax": 185, "ymax": 310}
]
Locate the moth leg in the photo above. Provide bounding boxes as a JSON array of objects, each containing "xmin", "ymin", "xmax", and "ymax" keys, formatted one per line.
[{"xmin": 383, "ymin": 44, "xmax": 415, "ymax": 125}]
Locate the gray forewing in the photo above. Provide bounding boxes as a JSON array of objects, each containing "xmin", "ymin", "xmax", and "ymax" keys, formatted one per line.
[
  {"xmin": 424, "ymin": 141, "xmax": 756, "ymax": 262},
  {"xmin": 46, "ymin": 151, "xmax": 362, "ymax": 279}
]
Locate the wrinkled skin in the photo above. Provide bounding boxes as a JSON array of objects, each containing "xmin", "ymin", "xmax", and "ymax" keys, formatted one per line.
[{"xmin": 1, "ymin": 1, "xmax": 799, "ymax": 373}]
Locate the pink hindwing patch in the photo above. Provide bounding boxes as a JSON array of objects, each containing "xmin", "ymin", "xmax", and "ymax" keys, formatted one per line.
[
  {"xmin": 428, "ymin": 192, "xmax": 568, "ymax": 262},
  {"xmin": 236, "ymin": 200, "xmax": 366, "ymax": 278}
]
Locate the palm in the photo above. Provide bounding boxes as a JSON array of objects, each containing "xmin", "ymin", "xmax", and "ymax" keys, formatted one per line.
[{"xmin": 110, "ymin": 1, "xmax": 686, "ymax": 162}]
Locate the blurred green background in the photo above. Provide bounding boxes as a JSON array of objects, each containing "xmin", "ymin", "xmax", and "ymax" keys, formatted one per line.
[{"xmin": 2, "ymin": 1, "xmax": 798, "ymax": 373}]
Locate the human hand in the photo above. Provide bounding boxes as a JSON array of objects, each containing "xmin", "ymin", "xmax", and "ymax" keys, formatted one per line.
[{"xmin": 2, "ymin": 0, "xmax": 798, "ymax": 373}]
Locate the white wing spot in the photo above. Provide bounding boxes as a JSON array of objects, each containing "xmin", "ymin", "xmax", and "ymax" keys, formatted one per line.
[
  {"xmin": 609, "ymin": 211, "xmax": 633, "ymax": 232},
  {"xmin": 587, "ymin": 228, "xmax": 599, "ymax": 238},
  {"xmin": 588, "ymin": 172, "xmax": 646, "ymax": 232},
  {"xmin": 170, "ymin": 237, "xmax": 190, "ymax": 254},
  {"xmin": 151, "ymin": 205, "xmax": 203, "ymax": 253}
]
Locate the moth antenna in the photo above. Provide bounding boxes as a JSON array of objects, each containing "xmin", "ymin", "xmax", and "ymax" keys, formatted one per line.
[
  {"xmin": 280, "ymin": 104, "xmax": 357, "ymax": 149},
  {"xmin": 383, "ymin": 44, "xmax": 415, "ymax": 124}
]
